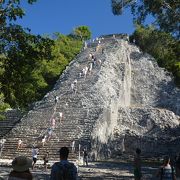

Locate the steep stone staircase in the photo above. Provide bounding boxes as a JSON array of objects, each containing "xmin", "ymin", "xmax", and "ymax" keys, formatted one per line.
[{"xmin": 1, "ymin": 35, "xmax": 125, "ymax": 161}]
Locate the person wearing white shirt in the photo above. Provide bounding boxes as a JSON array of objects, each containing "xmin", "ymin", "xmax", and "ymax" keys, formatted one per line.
[{"xmin": 32, "ymin": 147, "xmax": 39, "ymax": 170}]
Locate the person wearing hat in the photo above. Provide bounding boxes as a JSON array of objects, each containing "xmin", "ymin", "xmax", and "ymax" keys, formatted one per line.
[{"xmin": 8, "ymin": 156, "xmax": 33, "ymax": 180}]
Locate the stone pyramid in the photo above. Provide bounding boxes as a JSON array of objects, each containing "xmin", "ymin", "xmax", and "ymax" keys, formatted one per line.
[{"xmin": 1, "ymin": 34, "xmax": 180, "ymax": 160}]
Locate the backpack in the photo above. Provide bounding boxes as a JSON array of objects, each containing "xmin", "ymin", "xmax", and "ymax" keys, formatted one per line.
[
  {"xmin": 54, "ymin": 162, "xmax": 76, "ymax": 180},
  {"xmin": 160, "ymin": 166, "xmax": 176, "ymax": 180}
]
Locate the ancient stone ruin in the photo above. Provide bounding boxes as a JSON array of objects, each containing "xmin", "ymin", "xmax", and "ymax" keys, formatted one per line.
[{"xmin": 1, "ymin": 34, "xmax": 180, "ymax": 160}]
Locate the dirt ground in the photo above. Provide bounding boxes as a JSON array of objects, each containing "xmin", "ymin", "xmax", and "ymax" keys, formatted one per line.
[
  {"xmin": 79, "ymin": 161, "xmax": 159, "ymax": 179},
  {"xmin": 0, "ymin": 160, "xmax": 159, "ymax": 180}
]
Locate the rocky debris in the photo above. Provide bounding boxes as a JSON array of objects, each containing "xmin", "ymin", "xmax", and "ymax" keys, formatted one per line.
[{"xmin": 130, "ymin": 51, "xmax": 180, "ymax": 114}]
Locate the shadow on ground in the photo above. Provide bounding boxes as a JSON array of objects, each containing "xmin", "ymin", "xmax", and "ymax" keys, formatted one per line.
[{"xmin": 0, "ymin": 161, "xmax": 158, "ymax": 180}]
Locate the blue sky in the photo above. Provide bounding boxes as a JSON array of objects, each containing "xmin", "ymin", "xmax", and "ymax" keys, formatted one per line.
[{"xmin": 17, "ymin": 0, "xmax": 135, "ymax": 38}]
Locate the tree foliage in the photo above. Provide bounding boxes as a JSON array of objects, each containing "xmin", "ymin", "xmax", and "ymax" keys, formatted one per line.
[
  {"xmin": 131, "ymin": 25, "xmax": 180, "ymax": 86},
  {"xmin": 0, "ymin": 0, "xmax": 37, "ymax": 24},
  {"xmin": 111, "ymin": 0, "xmax": 180, "ymax": 38},
  {"xmin": 0, "ymin": 0, "xmax": 39, "ymax": 111},
  {"xmin": 111, "ymin": 0, "xmax": 132, "ymax": 15},
  {"xmin": 0, "ymin": 0, "xmax": 83, "ymax": 110},
  {"xmin": 72, "ymin": 26, "xmax": 91, "ymax": 40},
  {"xmin": 0, "ymin": 58, "xmax": 10, "ymax": 120},
  {"xmin": 40, "ymin": 33, "xmax": 83, "ymax": 93},
  {"xmin": 0, "ymin": 27, "xmax": 83, "ymax": 109},
  {"xmin": 0, "ymin": 25, "xmax": 54, "ymax": 108}
]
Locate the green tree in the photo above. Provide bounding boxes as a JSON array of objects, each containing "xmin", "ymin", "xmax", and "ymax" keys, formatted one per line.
[
  {"xmin": 0, "ymin": 0, "xmax": 37, "ymax": 24},
  {"xmin": 111, "ymin": 0, "xmax": 180, "ymax": 38},
  {"xmin": 0, "ymin": 57, "xmax": 10, "ymax": 120},
  {"xmin": 0, "ymin": 28, "xmax": 83, "ymax": 109},
  {"xmin": 0, "ymin": 0, "xmax": 85, "ymax": 110},
  {"xmin": 73, "ymin": 26, "xmax": 91, "ymax": 40},
  {"xmin": 0, "ymin": 25, "xmax": 54, "ymax": 108},
  {"xmin": 41, "ymin": 33, "xmax": 83, "ymax": 91},
  {"xmin": 0, "ymin": 0, "xmax": 54, "ymax": 108}
]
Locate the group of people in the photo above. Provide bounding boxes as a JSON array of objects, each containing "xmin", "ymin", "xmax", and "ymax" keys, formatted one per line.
[
  {"xmin": 73, "ymin": 38, "xmax": 104, "ymax": 95},
  {"xmin": 15, "ymin": 95, "xmax": 64, "ymax": 151},
  {"xmin": 14, "ymin": 37, "xmax": 104, "ymax": 152},
  {"xmin": 134, "ymin": 148, "xmax": 180, "ymax": 180},
  {"xmin": 8, "ymin": 146, "xmax": 180, "ymax": 180},
  {"xmin": 71, "ymin": 141, "xmax": 88, "ymax": 166},
  {"xmin": 8, "ymin": 147, "xmax": 77, "ymax": 180},
  {"xmin": 30, "ymin": 147, "xmax": 49, "ymax": 171},
  {"xmin": 39, "ymin": 95, "xmax": 65, "ymax": 147},
  {"xmin": 40, "ymin": 96, "xmax": 64, "ymax": 147}
]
